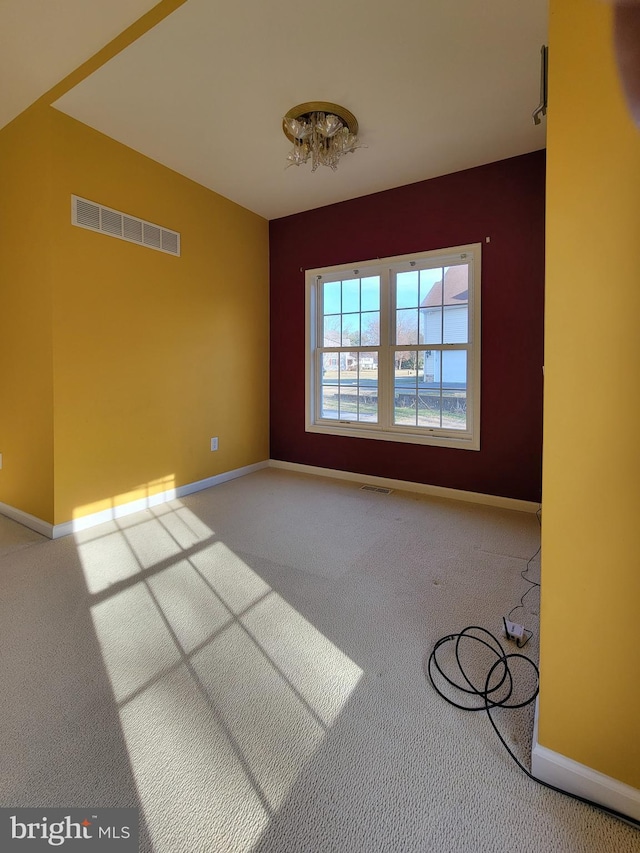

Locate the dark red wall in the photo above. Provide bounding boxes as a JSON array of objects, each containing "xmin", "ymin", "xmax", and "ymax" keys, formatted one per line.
[{"xmin": 269, "ymin": 151, "xmax": 545, "ymax": 502}]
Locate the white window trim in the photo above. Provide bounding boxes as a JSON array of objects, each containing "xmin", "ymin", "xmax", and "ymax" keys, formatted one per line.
[{"xmin": 305, "ymin": 244, "xmax": 481, "ymax": 451}]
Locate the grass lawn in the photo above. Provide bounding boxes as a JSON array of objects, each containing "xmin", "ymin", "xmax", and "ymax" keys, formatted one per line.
[{"xmin": 321, "ymin": 392, "xmax": 466, "ymax": 429}]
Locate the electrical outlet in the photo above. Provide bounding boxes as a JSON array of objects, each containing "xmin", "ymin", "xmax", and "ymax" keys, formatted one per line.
[
  {"xmin": 0, "ymin": 452, "xmax": 3, "ymax": 469},
  {"xmin": 503, "ymin": 618, "xmax": 525, "ymax": 642},
  {"xmin": 210, "ymin": 437, "xmax": 218, "ymax": 451}
]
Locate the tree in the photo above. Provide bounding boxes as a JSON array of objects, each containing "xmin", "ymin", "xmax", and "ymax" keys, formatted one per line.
[
  {"xmin": 395, "ymin": 311, "xmax": 422, "ymax": 370},
  {"xmin": 362, "ymin": 312, "xmax": 423, "ymax": 370}
]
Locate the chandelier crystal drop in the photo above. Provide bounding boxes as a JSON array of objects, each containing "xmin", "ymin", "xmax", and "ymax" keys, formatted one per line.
[{"xmin": 282, "ymin": 102, "xmax": 362, "ymax": 172}]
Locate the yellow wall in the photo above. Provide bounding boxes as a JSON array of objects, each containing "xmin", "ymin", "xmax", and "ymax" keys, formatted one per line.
[
  {"xmin": 49, "ymin": 109, "xmax": 269, "ymax": 523},
  {"xmin": 0, "ymin": 0, "xmax": 268, "ymax": 526},
  {"xmin": 0, "ymin": 108, "xmax": 55, "ymax": 522},
  {"xmin": 0, "ymin": 101, "xmax": 269, "ymax": 526},
  {"xmin": 540, "ymin": 0, "xmax": 640, "ymax": 787}
]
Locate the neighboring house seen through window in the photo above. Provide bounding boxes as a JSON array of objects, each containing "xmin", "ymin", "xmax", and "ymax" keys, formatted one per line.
[{"xmin": 305, "ymin": 244, "xmax": 481, "ymax": 450}]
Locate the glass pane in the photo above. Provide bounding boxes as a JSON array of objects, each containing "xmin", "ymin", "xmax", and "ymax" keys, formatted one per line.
[
  {"xmin": 394, "ymin": 351, "xmax": 418, "ymax": 426},
  {"xmin": 357, "ymin": 353, "xmax": 378, "ymax": 423},
  {"xmin": 321, "ymin": 352, "xmax": 339, "ymax": 419},
  {"xmin": 431, "ymin": 349, "xmax": 442, "ymax": 385},
  {"xmin": 342, "ymin": 314, "xmax": 359, "ymax": 345},
  {"xmin": 422, "ymin": 349, "xmax": 437, "ymax": 384},
  {"xmin": 337, "ymin": 352, "xmax": 358, "ymax": 418},
  {"xmin": 442, "ymin": 349, "xmax": 467, "ymax": 388},
  {"xmin": 417, "ymin": 388, "xmax": 442, "ymax": 428},
  {"xmin": 338, "ymin": 388, "xmax": 358, "ymax": 417},
  {"xmin": 420, "ymin": 268, "xmax": 443, "ymax": 305},
  {"xmin": 357, "ymin": 390, "xmax": 378, "ymax": 422},
  {"xmin": 342, "ymin": 280, "xmax": 359, "ymax": 314},
  {"xmin": 442, "ymin": 390, "xmax": 467, "ymax": 430},
  {"xmin": 416, "ymin": 349, "xmax": 442, "ymax": 427},
  {"xmin": 443, "ymin": 265, "xmax": 468, "ymax": 304},
  {"xmin": 361, "ymin": 277, "xmax": 380, "ymax": 311},
  {"xmin": 396, "ymin": 270, "xmax": 419, "ymax": 308},
  {"xmin": 361, "ymin": 311, "xmax": 380, "ymax": 345},
  {"xmin": 442, "ymin": 350, "xmax": 467, "ymax": 430},
  {"xmin": 321, "ymin": 350, "xmax": 379, "ymax": 423},
  {"xmin": 323, "ymin": 281, "xmax": 340, "ymax": 315},
  {"xmin": 358, "ymin": 351, "xmax": 378, "ymax": 373},
  {"xmin": 323, "ymin": 314, "xmax": 341, "ymax": 346},
  {"xmin": 322, "ymin": 275, "xmax": 380, "ymax": 356},
  {"xmin": 443, "ymin": 265, "xmax": 469, "ymax": 344},
  {"xmin": 421, "ymin": 272, "xmax": 443, "ymax": 308},
  {"xmin": 421, "ymin": 272, "xmax": 443, "ymax": 345},
  {"xmin": 396, "ymin": 308, "xmax": 419, "ymax": 345}
]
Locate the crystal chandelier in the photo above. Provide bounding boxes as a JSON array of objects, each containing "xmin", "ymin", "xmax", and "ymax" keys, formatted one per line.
[{"xmin": 282, "ymin": 102, "xmax": 361, "ymax": 171}]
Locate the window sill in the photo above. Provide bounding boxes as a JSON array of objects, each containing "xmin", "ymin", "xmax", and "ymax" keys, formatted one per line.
[{"xmin": 305, "ymin": 421, "xmax": 480, "ymax": 451}]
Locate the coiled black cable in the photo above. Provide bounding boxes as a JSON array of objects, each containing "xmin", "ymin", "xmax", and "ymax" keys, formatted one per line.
[{"xmin": 427, "ymin": 626, "xmax": 640, "ymax": 830}]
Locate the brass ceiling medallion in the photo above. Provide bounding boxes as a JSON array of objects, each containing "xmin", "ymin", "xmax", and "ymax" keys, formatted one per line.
[
  {"xmin": 282, "ymin": 102, "xmax": 361, "ymax": 171},
  {"xmin": 282, "ymin": 102, "xmax": 359, "ymax": 142}
]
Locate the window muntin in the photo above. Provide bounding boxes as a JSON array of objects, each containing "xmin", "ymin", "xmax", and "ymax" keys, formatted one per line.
[
  {"xmin": 306, "ymin": 245, "xmax": 480, "ymax": 450},
  {"xmin": 321, "ymin": 275, "xmax": 380, "ymax": 347},
  {"xmin": 320, "ymin": 352, "xmax": 379, "ymax": 423},
  {"xmin": 319, "ymin": 274, "xmax": 381, "ymax": 424}
]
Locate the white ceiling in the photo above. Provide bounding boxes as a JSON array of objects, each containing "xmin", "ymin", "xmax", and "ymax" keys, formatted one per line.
[
  {"xmin": 0, "ymin": 0, "xmax": 160, "ymax": 130},
  {"xmin": 4, "ymin": 0, "xmax": 547, "ymax": 220}
]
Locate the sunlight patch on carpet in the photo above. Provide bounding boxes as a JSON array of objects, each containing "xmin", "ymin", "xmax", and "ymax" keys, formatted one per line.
[{"xmin": 79, "ymin": 500, "xmax": 362, "ymax": 852}]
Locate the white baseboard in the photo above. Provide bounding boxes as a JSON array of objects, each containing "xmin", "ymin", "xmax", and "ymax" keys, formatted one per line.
[
  {"xmin": 0, "ymin": 461, "xmax": 269, "ymax": 539},
  {"xmin": 1, "ymin": 457, "xmax": 538, "ymax": 539},
  {"xmin": 268, "ymin": 459, "xmax": 540, "ymax": 514},
  {"xmin": 52, "ymin": 460, "xmax": 269, "ymax": 538},
  {"xmin": 532, "ymin": 698, "xmax": 640, "ymax": 822},
  {"xmin": 0, "ymin": 501, "xmax": 54, "ymax": 538}
]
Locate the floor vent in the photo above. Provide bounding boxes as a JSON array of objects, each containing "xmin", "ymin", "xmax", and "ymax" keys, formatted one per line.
[
  {"xmin": 360, "ymin": 485, "xmax": 393, "ymax": 495},
  {"xmin": 71, "ymin": 195, "xmax": 180, "ymax": 256}
]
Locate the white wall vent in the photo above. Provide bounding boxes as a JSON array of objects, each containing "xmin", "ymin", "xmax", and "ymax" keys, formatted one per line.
[{"xmin": 71, "ymin": 195, "xmax": 180, "ymax": 257}]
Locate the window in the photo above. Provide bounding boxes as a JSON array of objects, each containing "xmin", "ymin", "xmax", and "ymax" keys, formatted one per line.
[{"xmin": 305, "ymin": 244, "xmax": 481, "ymax": 450}]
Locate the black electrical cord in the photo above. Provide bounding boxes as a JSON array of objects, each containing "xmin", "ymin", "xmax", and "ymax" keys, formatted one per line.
[
  {"xmin": 507, "ymin": 545, "xmax": 541, "ymax": 624},
  {"xmin": 506, "ymin": 508, "xmax": 542, "ymax": 648},
  {"xmin": 427, "ymin": 626, "xmax": 640, "ymax": 830}
]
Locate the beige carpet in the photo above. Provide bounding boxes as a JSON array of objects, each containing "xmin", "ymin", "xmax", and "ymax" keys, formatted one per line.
[{"xmin": 0, "ymin": 468, "xmax": 637, "ymax": 852}]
